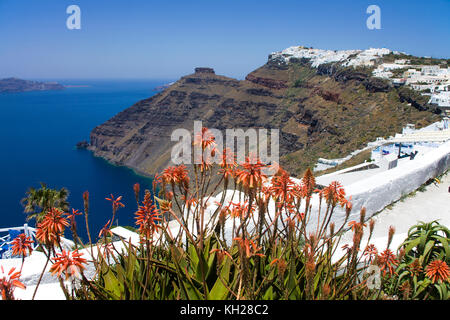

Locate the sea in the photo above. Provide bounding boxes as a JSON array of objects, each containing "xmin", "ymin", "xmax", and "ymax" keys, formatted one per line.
[{"xmin": 0, "ymin": 79, "xmax": 172, "ymax": 241}]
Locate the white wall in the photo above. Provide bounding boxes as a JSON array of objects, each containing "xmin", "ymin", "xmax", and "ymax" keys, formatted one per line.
[{"xmin": 330, "ymin": 140, "xmax": 450, "ymax": 226}]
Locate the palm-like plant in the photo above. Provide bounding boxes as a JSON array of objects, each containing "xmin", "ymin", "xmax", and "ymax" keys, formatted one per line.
[
  {"xmin": 392, "ymin": 220, "xmax": 450, "ymax": 299},
  {"xmin": 400, "ymin": 220, "xmax": 450, "ymax": 265},
  {"xmin": 21, "ymin": 183, "xmax": 69, "ymax": 223}
]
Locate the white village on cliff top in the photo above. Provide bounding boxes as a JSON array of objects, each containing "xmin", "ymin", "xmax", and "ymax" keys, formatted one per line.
[{"xmin": 271, "ymin": 46, "xmax": 450, "ymax": 110}]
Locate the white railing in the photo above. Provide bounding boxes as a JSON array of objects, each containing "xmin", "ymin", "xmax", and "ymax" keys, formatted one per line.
[
  {"xmin": 0, "ymin": 224, "xmax": 37, "ymax": 259},
  {"xmin": 0, "ymin": 224, "xmax": 75, "ymax": 259}
]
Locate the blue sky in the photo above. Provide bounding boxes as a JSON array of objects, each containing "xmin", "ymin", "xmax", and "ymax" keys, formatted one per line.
[{"xmin": 0, "ymin": 0, "xmax": 449, "ymax": 79}]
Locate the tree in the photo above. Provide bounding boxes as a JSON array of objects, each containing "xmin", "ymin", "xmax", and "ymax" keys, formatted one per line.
[{"xmin": 21, "ymin": 183, "xmax": 69, "ymax": 223}]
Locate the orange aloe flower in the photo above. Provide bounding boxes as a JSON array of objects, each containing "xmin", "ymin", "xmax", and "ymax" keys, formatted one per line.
[
  {"xmin": 348, "ymin": 220, "xmax": 367, "ymax": 232},
  {"xmin": 164, "ymin": 191, "xmax": 174, "ymax": 201},
  {"xmin": 193, "ymin": 127, "xmax": 217, "ymax": 172},
  {"xmin": 198, "ymin": 154, "xmax": 215, "ymax": 172},
  {"xmin": 36, "ymin": 224, "xmax": 58, "ymax": 246},
  {"xmin": 67, "ymin": 209, "xmax": 82, "ymax": 233},
  {"xmin": 99, "ymin": 242, "xmax": 115, "ymax": 262},
  {"xmin": 11, "ymin": 233, "xmax": 34, "ymax": 257},
  {"xmin": 233, "ymin": 237, "xmax": 265, "ymax": 258},
  {"xmin": 83, "ymin": 191, "xmax": 89, "ymax": 202},
  {"xmin": 36, "ymin": 208, "xmax": 69, "ymax": 246},
  {"xmin": 284, "ymin": 216, "xmax": 298, "ymax": 233},
  {"xmin": 0, "ymin": 266, "xmax": 26, "ymax": 300},
  {"xmin": 41, "ymin": 207, "xmax": 69, "ymax": 235},
  {"xmin": 152, "ymin": 173, "xmax": 162, "ymax": 191},
  {"xmin": 133, "ymin": 183, "xmax": 140, "ymax": 201},
  {"xmin": 363, "ymin": 244, "xmax": 378, "ymax": 262},
  {"xmin": 378, "ymin": 249, "xmax": 399, "ymax": 277},
  {"xmin": 236, "ymin": 155, "xmax": 267, "ymax": 190},
  {"xmin": 218, "ymin": 148, "xmax": 237, "ymax": 179},
  {"xmin": 175, "ymin": 165, "xmax": 190, "ymax": 187},
  {"xmin": 261, "ymin": 185, "xmax": 272, "ymax": 202},
  {"xmin": 293, "ymin": 183, "xmax": 307, "ymax": 199},
  {"xmin": 105, "ymin": 194, "xmax": 125, "ymax": 211},
  {"xmin": 67, "ymin": 208, "xmax": 82, "ymax": 221},
  {"xmin": 162, "ymin": 165, "xmax": 190, "ymax": 186},
  {"xmin": 301, "ymin": 168, "xmax": 316, "ymax": 199},
  {"xmin": 341, "ymin": 243, "xmax": 359, "ymax": 255},
  {"xmin": 269, "ymin": 168, "xmax": 296, "ymax": 203},
  {"xmin": 270, "ymin": 258, "xmax": 288, "ymax": 275},
  {"xmin": 345, "ymin": 196, "xmax": 353, "ymax": 215},
  {"xmin": 181, "ymin": 195, "xmax": 198, "ymax": 210},
  {"xmin": 133, "ymin": 182, "xmax": 140, "ymax": 195},
  {"xmin": 295, "ymin": 212, "xmax": 305, "ymax": 223},
  {"xmin": 425, "ymin": 260, "xmax": 450, "ymax": 283},
  {"xmin": 98, "ymin": 220, "xmax": 113, "ymax": 238},
  {"xmin": 219, "ymin": 148, "xmax": 236, "ymax": 170},
  {"xmin": 135, "ymin": 191, "xmax": 162, "ymax": 239},
  {"xmin": 83, "ymin": 191, "xmax": 90, "ymax": 215},
  {"xmin": 229, "ymin": 201, "xmax": 254, "ymax": 219},
  {"xmin": 158, "ymin": 198, "xmax": 172, "ymax": 213},
  {"xmin": 220, "ymin": 167, "xmax": 235, "ymax": 179},
  {"xmin": 50, "ymin": 250, "xmax": 87, "ymax": 280},
  {"xmin": 275, "ymin": 200, "xmax": 298, "ymax": 216},
  {"xmin": 193, "ymin": 127, "xmax": 216, "ymax": 151},
  {"xmin": 319, "ymin": 181, "xmax": 348, "ymax": 207}
]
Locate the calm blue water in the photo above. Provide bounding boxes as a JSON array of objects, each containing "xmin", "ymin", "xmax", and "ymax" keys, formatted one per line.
[{"xmin": 0, "ymin": 79, "xmax": 171, "ymax": 241}]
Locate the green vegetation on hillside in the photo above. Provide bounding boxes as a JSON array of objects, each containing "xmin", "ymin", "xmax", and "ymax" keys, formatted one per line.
[{"xmin": 278, "ymin": 61, "xmax": 439, "ymax": 176}]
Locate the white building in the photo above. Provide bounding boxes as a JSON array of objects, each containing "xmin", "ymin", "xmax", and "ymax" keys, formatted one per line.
[
  {"xmin": 421, "ymin": 65, "xmax": 441, "ymax": 76},
  {"xmin": 404, "ymin": 68, "xmax": 421, "ymax": 78},
  {"xmin": 270, "ymin": 47, "xmax": 392, "ymax": 68},
  {"xmin": 394, "ymin": 59, "xmax": 409, "ymax": 65},
  {"xmin": 429, "ymin": 91, "xmax": 450, "ymax": 108}
]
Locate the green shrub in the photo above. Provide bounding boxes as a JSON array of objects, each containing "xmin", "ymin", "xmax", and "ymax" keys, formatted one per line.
[{"xmin": 389, "ymin": 221, "xmax": 450, "ymax": 299}]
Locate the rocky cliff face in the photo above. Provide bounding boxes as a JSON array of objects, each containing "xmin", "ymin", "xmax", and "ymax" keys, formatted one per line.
[{"xmin": 89, "ymin": 53, "xmax": 439, "ymax": 177}]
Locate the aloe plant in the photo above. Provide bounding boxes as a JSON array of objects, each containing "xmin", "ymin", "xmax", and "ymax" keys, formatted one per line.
[
  {"xmin": 392, "ymin": 221, "xmax": 450, "ymax": 299},
  {"xmin": 34, "ymin": 138, "xmax": 445, "ymax": 301}
]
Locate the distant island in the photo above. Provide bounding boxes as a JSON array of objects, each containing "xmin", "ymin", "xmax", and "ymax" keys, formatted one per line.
[
  {"xmin": 0, "ymin": 77, "xmax": 65, "ymax": 93},
  {"xmin": 64, "ymin": 84, "xmax": 91, "ymax": 88}
]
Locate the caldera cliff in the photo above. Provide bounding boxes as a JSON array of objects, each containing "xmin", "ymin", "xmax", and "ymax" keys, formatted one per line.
[{"xmin": 89, "ymin": 47, "xmax": 441, "ymax": 177}]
